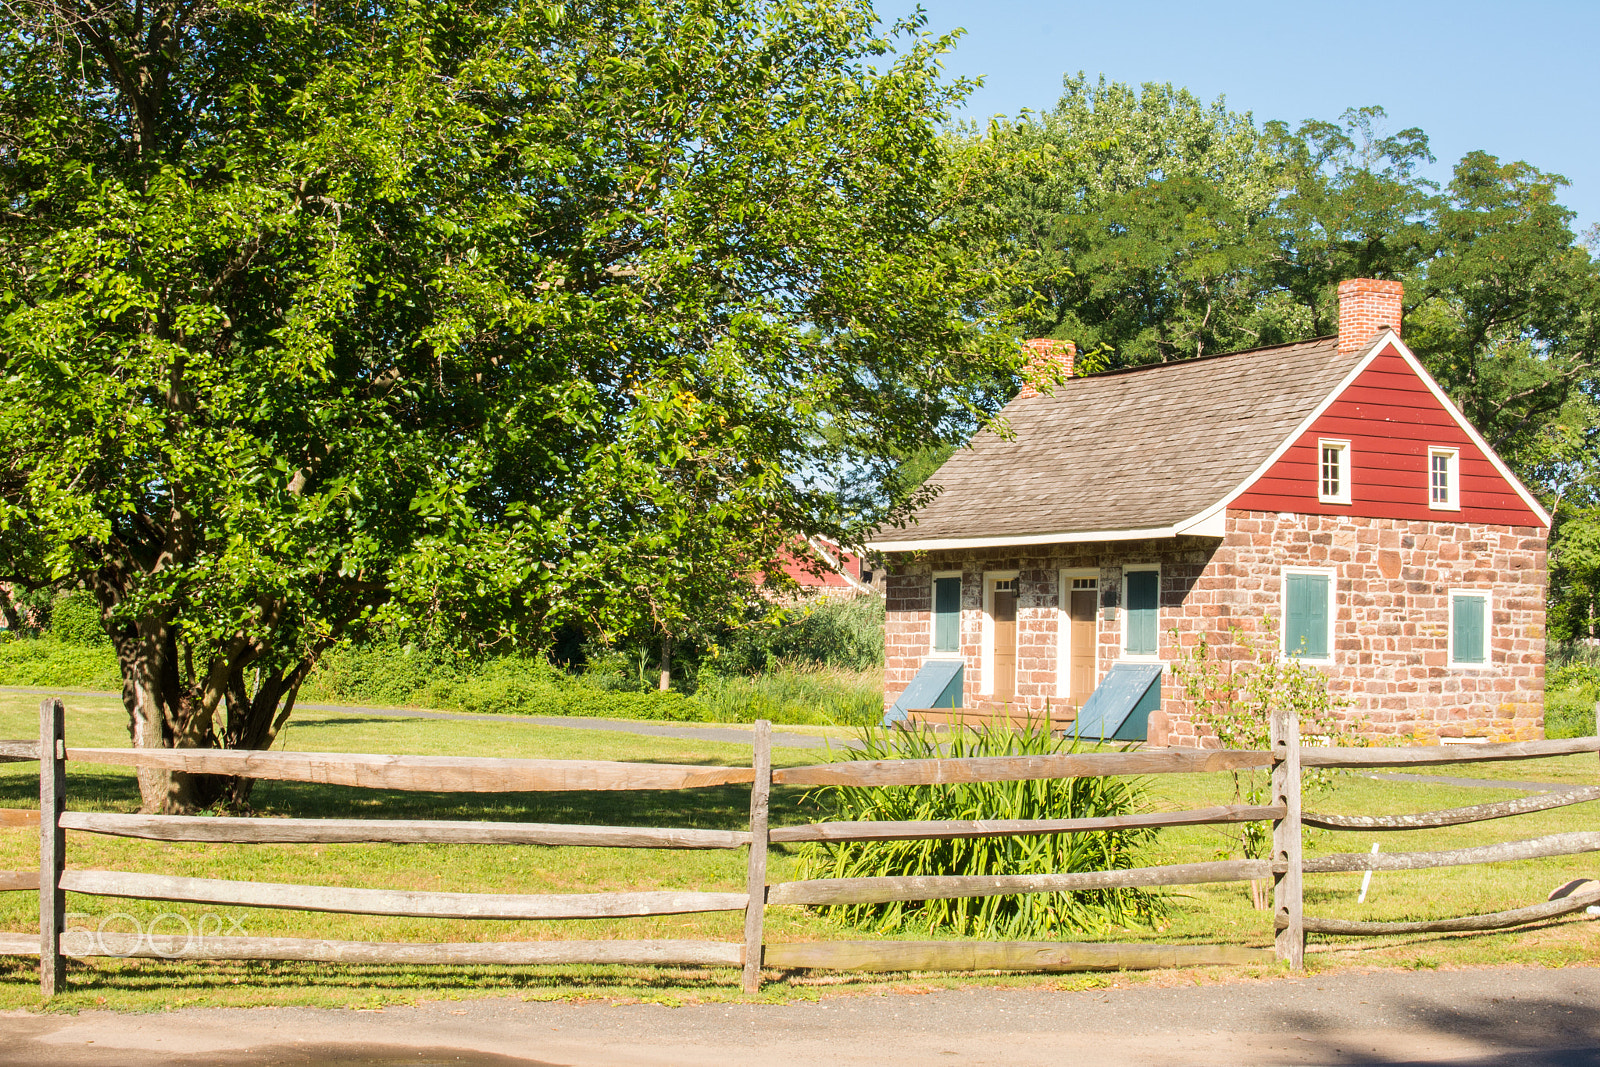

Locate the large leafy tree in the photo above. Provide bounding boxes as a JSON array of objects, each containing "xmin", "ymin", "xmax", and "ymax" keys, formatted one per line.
[
  {"xmin": 0, "ymin": 0, "xmax": 1019, "ymax": 810},
  {"xmin": 988, "ymin": 74, "xmax": 1294, "ymax": 363}
]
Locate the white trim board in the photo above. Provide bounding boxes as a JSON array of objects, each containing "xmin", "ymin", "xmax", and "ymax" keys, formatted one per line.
[{"xmin": 867, "ymin": 517, "xmax": 1221, "ymax": 553}]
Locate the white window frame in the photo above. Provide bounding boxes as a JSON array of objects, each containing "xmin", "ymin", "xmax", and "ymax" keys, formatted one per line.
[
  {"xmin": 1448, "ymin": 588, "xmax": 1491, "ymax": 669},
  {"xmin": 927, "ymin": 570, "xmax": 964, "ymax": 660},
  {"xmin": 1057, "ymin": 568, "xmax": 1100, "ymax": 700},
  {"xmin": 1429, "ymin": 447, "xmax": 1461, "ymax": 511},
  {"xmin": 979, "ymin": 569, "xmax": 1019, "ymax": 695},
  {"xmin": 1317, "ymin": 438, "xmax": 1352, "ymax": 505},
  {"xmin": 1120, "ymin": 564, "xmax": 1161, "ymax": 662},
  {"xmin": 1279, "ymin": 566, "xmax": 1336, "ymax": 665}
]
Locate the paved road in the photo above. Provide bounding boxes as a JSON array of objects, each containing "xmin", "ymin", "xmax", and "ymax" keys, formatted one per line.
[{"xmin": 3, "ymin": 966, "xmax": 1598, "ymax": 1065}]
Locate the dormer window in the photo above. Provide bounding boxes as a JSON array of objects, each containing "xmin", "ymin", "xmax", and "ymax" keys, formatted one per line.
[
  {"xmin": 1318, "ymin": 439, "xmax": 1351, "ymax": 505},
  {"xmin": 1429, "ymin": 447, "xmax": 1460, "ymax": 510}
]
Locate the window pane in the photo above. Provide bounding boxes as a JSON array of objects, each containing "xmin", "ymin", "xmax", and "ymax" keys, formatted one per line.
[
  {"xmin": 1321, "ymin": 446, "xmax": 1340, "ymax": 498},
  {"xmin": 1285, "ymin": 573, "xmax": 1330, "ymax": 658},
  {"xmin": 1432, "ymin": 454, "xmax": 1449, "ymax": 503},
  {"xmin": 933, "ymin": 577, "xmax": 960, "ymax": 652},
  {"xmin": 1125, "ymin": 571, "xmax": 1158, "ymax": 655},
  {"xmin": 1453, "ymin": 594, "xmax": 1486, "ymax": 664}
]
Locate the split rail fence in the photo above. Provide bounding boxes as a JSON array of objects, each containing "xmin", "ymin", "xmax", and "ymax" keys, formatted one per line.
[{"xmin": 0, "ymin": 697, "xmax": 1596, "ymax": 995}]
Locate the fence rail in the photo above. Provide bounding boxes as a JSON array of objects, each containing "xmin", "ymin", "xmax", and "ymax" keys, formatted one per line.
[{"xmin": 4, "ymin": 696, "xmax": 1597, "ymax": 995}]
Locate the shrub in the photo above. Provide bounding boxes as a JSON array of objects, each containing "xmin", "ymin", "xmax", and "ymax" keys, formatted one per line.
[
  {"xmin": 0, "ymin": 636, "xmax": 120, "ymax": 689},
  {"xmin": 1541, "ymin": 642, "xmax": 1600, "ymax": 739},
  {"xmin": 1545, "ymin": 690, "xmax": 1596, "ymax": 739},
  {"xmin": 796, "ymin": 721, "xmax": 1162, "ymax": 939},
  {"xmin": 1169, "ymin": 622, "xmax": 1360, "ymax": 859},
  {"xmin": 718, "ymin": 593, "xmax": 884, "ymax": 672},
  {"xmin": 49, "ymin": 591, "xmax": 108, "ymax": 646}
]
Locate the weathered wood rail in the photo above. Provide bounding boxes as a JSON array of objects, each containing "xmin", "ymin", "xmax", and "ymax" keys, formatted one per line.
[{"xmin": 1, "ymin": 696, "xmax": 1596, "ymax": 995}]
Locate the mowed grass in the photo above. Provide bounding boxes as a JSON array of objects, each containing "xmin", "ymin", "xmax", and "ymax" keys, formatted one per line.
[{"xmin": 0, "ymin": 691, "xmax": 1592, "ymax": 1009}]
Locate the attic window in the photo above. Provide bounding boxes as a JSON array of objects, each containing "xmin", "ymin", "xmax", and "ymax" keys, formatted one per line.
[
  {"xmin": 1318, "ymin": 439, "xmax": 1351, "ymax": 505},
  {"xmin": 1429, "ymin": 447, "xmax": 1460, "ymax": 510}
]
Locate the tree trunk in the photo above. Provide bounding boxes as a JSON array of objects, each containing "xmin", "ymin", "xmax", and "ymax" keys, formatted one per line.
[{"xmin": 658, "ymin": 635, "xmax": 673, "ymax": 692}]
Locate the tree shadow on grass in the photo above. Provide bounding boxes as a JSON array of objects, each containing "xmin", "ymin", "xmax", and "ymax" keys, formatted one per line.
[
  {"xmin": 0, "ymin": 955, "xmax": 765, "ymax": 1006},
  {"xmin": 0, "ymin": 762, "xmax": 820, "ymax": 833}
]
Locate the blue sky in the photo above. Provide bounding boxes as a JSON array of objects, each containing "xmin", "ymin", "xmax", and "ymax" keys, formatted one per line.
[{"xmin": 879, "ymin": 1, "xmax": 1600, "ymax": 234}]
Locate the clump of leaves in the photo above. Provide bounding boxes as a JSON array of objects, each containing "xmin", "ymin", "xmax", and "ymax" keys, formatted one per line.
[
  {"xmin": 1168, "ymin": 620, "xmax": 1363, "ymax": 902},
  {"xmin": 796, "ymin": 720, "xmax": 1163, "ymax": 939}
]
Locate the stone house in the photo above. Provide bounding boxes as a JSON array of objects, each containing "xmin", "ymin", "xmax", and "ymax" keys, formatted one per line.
[{"xmin": 866, "ymin": 280, "xmax": 1551, "ymax": 745}]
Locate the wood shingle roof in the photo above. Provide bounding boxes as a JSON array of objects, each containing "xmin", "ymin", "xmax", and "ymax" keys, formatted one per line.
[{"xmin": 874, "ymin": 335, "xmax": 1367, "ymax": 548}]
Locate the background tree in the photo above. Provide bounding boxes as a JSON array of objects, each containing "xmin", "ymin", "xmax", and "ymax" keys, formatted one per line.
[
  {"xmin": 0, "ymin": 0, "xmax": 1022, "ymax": 811},
  {"xmin": 985, "ymin": 79, "xmax": 1600, "ymax": 634},
  {"xmin": 989, "ymin": 74, "xmax": 1293, "ymax": 362}
]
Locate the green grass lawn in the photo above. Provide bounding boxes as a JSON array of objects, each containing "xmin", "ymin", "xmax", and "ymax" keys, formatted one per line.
[{"xmin": 0, "ymin": 691, "xmax": 1593, "ymax": 1010}]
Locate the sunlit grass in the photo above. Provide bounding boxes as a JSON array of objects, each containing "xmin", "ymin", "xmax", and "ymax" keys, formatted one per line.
[{"xmin": 0, "ymin": 692, "xmax": 1592, "ymax": 1008}]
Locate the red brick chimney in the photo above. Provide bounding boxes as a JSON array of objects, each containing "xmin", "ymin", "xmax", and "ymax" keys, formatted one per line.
[
  {"xmin": 1336, "ymin": 278, "xmax": 1403, "ymax": 356},
  {"xmin": 1016, "ymin": 338, "xmax": 1076, "ymax": 399}
]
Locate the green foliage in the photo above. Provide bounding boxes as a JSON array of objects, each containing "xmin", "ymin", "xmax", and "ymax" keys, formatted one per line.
[
  {"xmin": 689, "ymin": 665, "xmax": 881, "ymax": 726},
  {"xmin": 797, "ymin": 722, "xmax": 1162, "ymax": 938},
  {"xmin": 1544, "ymin": 641, "xmax": 1600, "ymax": 739},
  {"xmin": 47, "ymin": 592, "xmax": 109, "ymax": 647},
  {"xmin": 716, "ymin": 594, "xmax": 885, "ymax": 673},
  {"xmin": 0, "ymin": 0, "xmax": 1024, "ymax": 805},
  {"xmin": 1168, "ymin": 622, "xmax": 1360, "ymax": 861},
  {"xmin": 0, "ymin": 636, "xmax": 120, "ymax": 690},
  {"xmin": 298, "ymin": 641, "xmax": 877, "ymax": 726},
  {"xmin": 986, "ymin": 73, "xmax": 1300, "ymax": 361},
  {"xmin": 1544, "ymin": 641, "xmax": 1600, "ymax": 693},
  {"xmin": 1544, "ymin": 692, "xmax": 1596, "ymax": 740}
]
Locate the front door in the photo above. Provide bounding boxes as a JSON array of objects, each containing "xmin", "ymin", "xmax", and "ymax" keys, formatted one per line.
[
  {"xmin": 1068, "ymin": 578, "xmax": 1098, "ymax": 709},
  {"xmin": 991, "ymin": 579, "xmax": 1017, "ymax": 703}
]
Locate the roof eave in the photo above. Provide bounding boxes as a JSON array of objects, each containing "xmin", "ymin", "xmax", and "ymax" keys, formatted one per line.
[{"xmin": 866, "ymin": 514, "xmax": 1225, "ymax": 554}]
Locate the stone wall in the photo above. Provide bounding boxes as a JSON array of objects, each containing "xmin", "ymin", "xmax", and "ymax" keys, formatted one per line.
[{"xmin": 882, "ymin": 510, "xmax": 1547, "ymax": 744}]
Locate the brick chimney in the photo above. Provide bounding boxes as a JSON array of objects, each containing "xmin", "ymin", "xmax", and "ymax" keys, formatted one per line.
[
  {"xmin": 1016, "ymin": 338, "xmax": 1076, "ymax": 399},
  {"xmin": 1336, "ymin": 278, "xmax": 1403, "ymax": 356}
]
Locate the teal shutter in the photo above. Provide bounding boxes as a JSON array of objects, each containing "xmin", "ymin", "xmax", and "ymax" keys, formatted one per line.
[
  {"xmin": 1453, "ymin": 594, "xmax": 1486, "ymax": 664},
  {"xmin": 1125, "ymin": 571, "xmax": 1158, "ymax": 655},
  {"xmin": 1285, "ymin": 574, "xmax": 1330, "ymax": 659},
  {"xmin": 933, "ymin": 577, "xmax": 961, "ymax": 652}
]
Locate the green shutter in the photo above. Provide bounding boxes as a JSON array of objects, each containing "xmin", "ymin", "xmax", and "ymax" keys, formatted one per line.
[
  {"xmin": 1453, "ymin": 594, "xmax": 1486, "ymax": 664},
  {"xmin": 1285, "ymin": 574, "xmax": 1330, "ymax": 659},
  {"xmin": 933, "ymin": 577, "xmax": 961, "ymax": 652},
  {"xmin": 1125, "ymin": 571, "xmax": 1158, "ymax": 655}
]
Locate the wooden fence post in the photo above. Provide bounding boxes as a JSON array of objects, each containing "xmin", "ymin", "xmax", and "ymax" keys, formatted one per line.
[
  {"xmin": 742, "ymin": 719, "xmax": 772, "ymax": 994},
  {"xmin": 39, "ymin": 697, "xmax": 65, "ymax": 996},
  {"xmin": 1271, "ymin": 706, "xmax": 1304, "ymax": 970}
]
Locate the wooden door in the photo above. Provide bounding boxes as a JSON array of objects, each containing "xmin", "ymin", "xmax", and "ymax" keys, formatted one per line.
[
  {"xmin": 991, "ymin": 581, "xmax": 1017, "ymax": 703},
  {"xmin": 1069, "ymin": 586, "xmax": 1097, "ymax": 709}
]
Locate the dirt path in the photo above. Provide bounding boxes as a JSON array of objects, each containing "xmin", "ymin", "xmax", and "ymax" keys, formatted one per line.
[{"xmin": 3, "ymin": 966, "xmax": 1598, "ymax": 1066}]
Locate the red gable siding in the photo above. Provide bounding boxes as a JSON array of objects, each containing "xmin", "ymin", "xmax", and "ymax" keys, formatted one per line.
[{"xmin": 1231, "ymin": 346, "xmax": 1545, "ymax": 527}]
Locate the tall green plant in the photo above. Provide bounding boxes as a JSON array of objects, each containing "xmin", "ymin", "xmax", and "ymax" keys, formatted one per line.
[
  {"xmin": 1169, "ymin": 621, "xmax": 1359, "ymax": 906},
  {"xmin": 797, "ymin": 721, "xmax": 1161, "ymax": 938}
]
